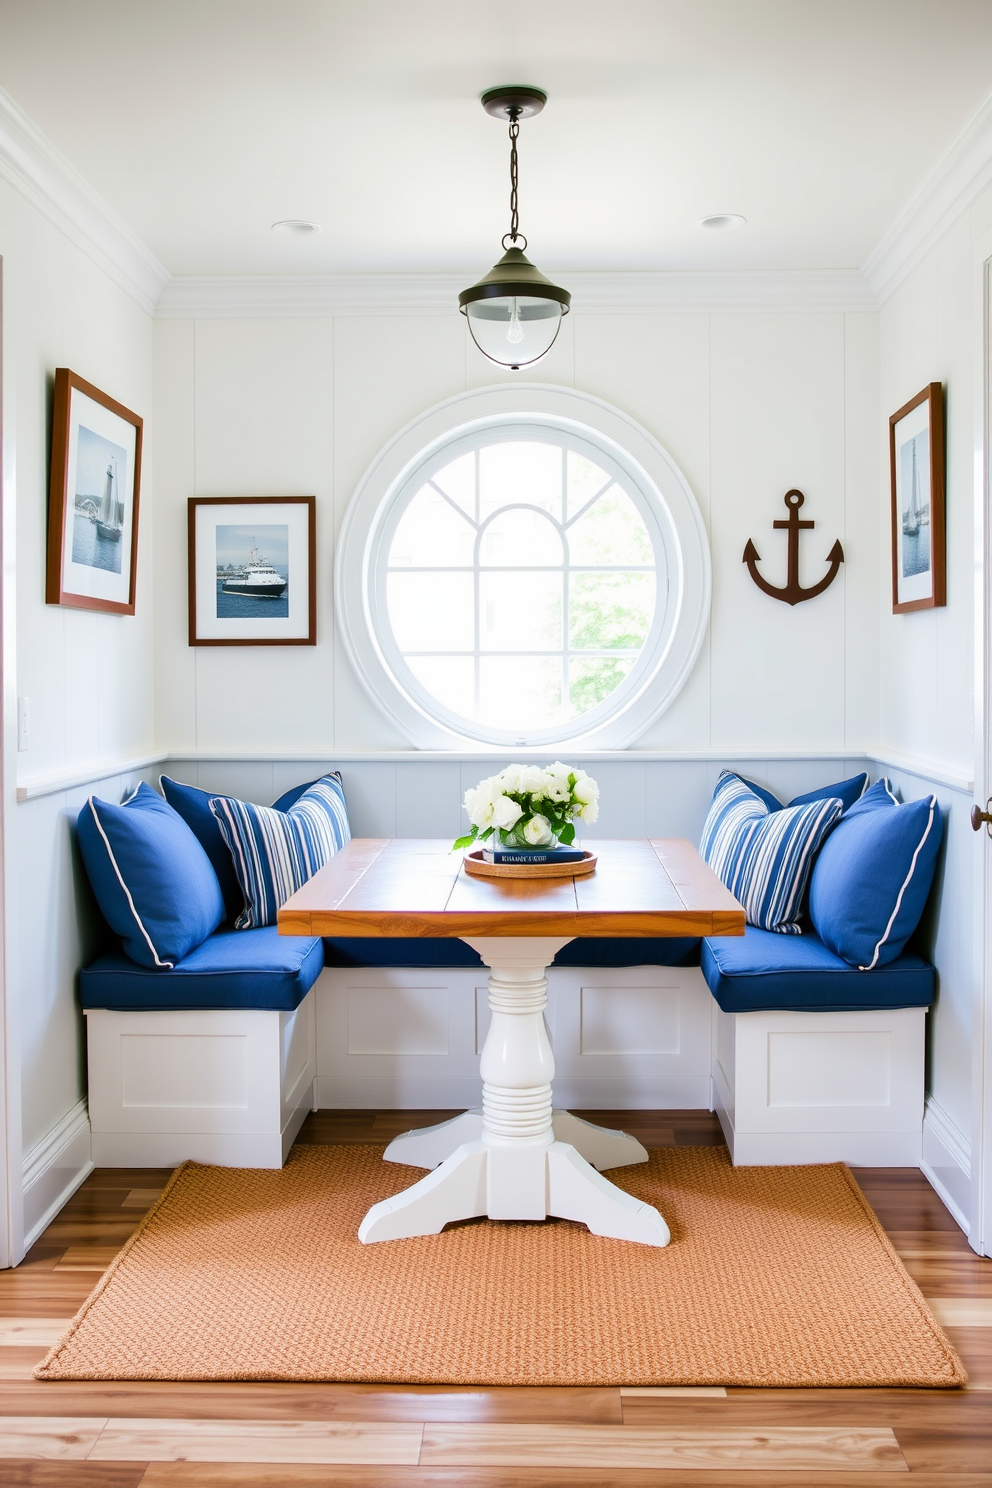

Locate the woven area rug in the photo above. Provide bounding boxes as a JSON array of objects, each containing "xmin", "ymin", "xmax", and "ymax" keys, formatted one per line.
[{"xmin": 36, "ymin": 1144, "xmax": 965, "ymax": 1388}]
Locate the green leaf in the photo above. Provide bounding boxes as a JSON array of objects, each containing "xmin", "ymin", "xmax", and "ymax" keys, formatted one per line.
[
  {"xmin": 452, "ymin": 830, "xmax": 477, "ymax": 851},
  {"xmin": 559, "ymin": 823, "xmax": 576, "ymax": 845}
]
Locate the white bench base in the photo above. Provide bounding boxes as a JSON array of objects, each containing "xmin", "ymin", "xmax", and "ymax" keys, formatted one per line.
[
  {"xmin": 712, "ymin": 1004, "xmax": 927, "ymax": 1167},
  {"xmin": 85, "ymin": 991, "xmax": 317, "ymax": 1169}
]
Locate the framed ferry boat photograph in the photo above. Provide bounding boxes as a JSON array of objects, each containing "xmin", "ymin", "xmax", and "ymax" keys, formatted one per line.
[
  {"xmin": 188, "ymin": 496, "xmax": 316, "ymax": 645},
  {"xmin": 46, "ymin": 368, "xmax": 143, "ymax": 614},
  {"xmin": 889, "ymin": 382, "xmax": 945, "ymax": 614}
]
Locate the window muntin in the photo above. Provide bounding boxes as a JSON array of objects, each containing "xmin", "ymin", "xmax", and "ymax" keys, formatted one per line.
[{"xmin": 373, "ymin": 426, "xmax": 669, "ymax": 743}]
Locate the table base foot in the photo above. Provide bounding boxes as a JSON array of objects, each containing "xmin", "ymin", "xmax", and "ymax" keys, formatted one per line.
[
  {"xmin": 359, "ymin": 1139, "xmax": 670, "ymax": 1247},
  {"xmin": 384, "ymin": 1110, "xmax": 648, "ymax": 1173}
]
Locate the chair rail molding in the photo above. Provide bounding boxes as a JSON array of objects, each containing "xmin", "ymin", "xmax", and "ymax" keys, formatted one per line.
[
  {"xmin": 0, "ymin": 85, "xmax": 168, "ymax": 316},
  {"xmin": 16, "ymin": 751, "xmax": 168, "ymax": 801}
]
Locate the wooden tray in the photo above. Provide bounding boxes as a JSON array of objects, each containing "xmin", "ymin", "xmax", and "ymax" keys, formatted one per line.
[{"xmin": 463, "ymin": 849, "xmax": 598, "ymax": 880}]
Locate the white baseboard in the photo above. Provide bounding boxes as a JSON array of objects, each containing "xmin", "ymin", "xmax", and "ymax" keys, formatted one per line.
[
  {"xmin": 921, "ymin": 1095, "xmax": 971, "ymax": 1235},
  {"xmin": 22, "ymin": 1099, "xmax": 94, "ymax": 1251}
]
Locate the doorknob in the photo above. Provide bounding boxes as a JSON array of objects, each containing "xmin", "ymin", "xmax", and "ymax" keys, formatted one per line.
[{"xmin": 972, "ymin": 801, "xmax": 992, "ymax": 833}]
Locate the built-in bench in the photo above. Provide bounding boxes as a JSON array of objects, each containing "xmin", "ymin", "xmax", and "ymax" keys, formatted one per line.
[
  {"xmin": 81, "ymin": 927, "xmax": 935, "ymax": 1169},
  {"xmin": 76, "ymin": 768, "xmax": 943, "ymax": 1171},
  {"xmin": 702, "ymin": 926, "xmax": 934, "ymax": 1165}
]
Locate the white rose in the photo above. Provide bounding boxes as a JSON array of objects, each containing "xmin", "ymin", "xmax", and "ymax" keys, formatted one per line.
[
  {"xmin": 519, "ymin": 765, "xmax": 553, "ymax": 799},
  {"xmin": 576, "ymin": 799, "xmax": 599, "ymax": 824},
  {"xmin": 492, "ymin": 794, "xmax": 524, "ymax": 830},
  {"xmin": 522, "ymin": 812, "xmax": 555, "ymax": 846},
  {"xmin": 464, "ymin": 776, "xmax": 498, "ymax": 829},
  {"xmin": 544, "ymin": 761, "xmax": 572, "ymax": 803},
  {"xmin": 498, "ymin": 763, "xmax": 525, "ymax": 795},
  {"xmin": 572, "ymin": 771, "xmax": 599, "ymax": 805}
]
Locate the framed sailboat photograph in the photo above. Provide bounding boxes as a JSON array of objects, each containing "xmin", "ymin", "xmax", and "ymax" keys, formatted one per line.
[
  {"xmin": 46, "ymin": 369, "xmax": 143, "ymax": 614},
  {"xmin": 188, "ymin": 496, "xmax": 316, "ymax": 645},
  {"xmin": 889, "ymin": 382, "xmax": 945, "ymax": 614}
]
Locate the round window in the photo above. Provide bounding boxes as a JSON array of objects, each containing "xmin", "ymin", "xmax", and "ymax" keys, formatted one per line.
[{"xmin": 337, "ymin": 386, "xmax": 710, "ymax": 749}]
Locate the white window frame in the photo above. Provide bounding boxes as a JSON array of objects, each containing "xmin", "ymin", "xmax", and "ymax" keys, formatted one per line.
[{"xmin": 336, "ymin": 384, "xmax": 710, "ymax": 750}]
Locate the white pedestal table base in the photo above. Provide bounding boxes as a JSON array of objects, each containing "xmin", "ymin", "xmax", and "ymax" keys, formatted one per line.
[{"xmin": 358, "ymin": 938, "xmax": 671, "ymax": 1248}]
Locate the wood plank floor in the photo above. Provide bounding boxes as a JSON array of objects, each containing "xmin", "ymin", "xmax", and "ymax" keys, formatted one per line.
[{"xmin": 1, "ymin": 1109, "xmax": 990, "ymax": 1488}]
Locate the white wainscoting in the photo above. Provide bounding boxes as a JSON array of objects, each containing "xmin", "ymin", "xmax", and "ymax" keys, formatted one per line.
[
  {"xmin": 315, "ymin": 966, "xmax": 715, "ymax": 1110},
  {"xmin": 166, "ymin": 753, "xmax": 873, "ymax": 850}
]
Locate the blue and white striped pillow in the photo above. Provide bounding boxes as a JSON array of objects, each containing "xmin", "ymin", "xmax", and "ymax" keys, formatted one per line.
[
  {"xmin": 210, "ymin": 774, "xmax": 351, "ymax": 929},
  {"xmin": 700, "ymin": 771, "xmax": 843, "ymax": 934}
]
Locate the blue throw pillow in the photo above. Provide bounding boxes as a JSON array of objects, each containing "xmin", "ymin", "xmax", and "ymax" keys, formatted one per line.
[
  {"xmin": 700, "ymin": 771, "xmax": 843, "ymax": 934},
  {"xmin": 808, "ymin": 779, "xmax": 943, "ymax": 969},
  {"xmin": 76, "ymin": 783, "xmax": 225, "ymax": 970},
  {"xmin": 271, "ymin": 777, "xmax": 321, "ymax": 812},
  {"xmin": 210, "ymin": 774, "xmax": 351, "ymax": 928},
  {"xmin": 738, "ymin": 772, "xmax": 868, "ymax": 815},
  {"xmin": 162, "ymin": 774, "xmax": 332, "ymax": 920},
  {"xmin": 160, "ymin": 776, "xmax": 245, "ymax": 920}
]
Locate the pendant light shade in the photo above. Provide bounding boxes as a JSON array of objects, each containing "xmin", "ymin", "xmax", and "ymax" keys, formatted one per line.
[
  {"xmin": 459, "ymin": 87, "xmax": 571, "ymax": 370},
  {"xmin": 459, "ymin": 247, "xmax": 570, "ymax": 369}
]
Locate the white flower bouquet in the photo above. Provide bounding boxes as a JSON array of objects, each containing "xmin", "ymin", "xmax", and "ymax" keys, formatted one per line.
[{"xmin": 453, "ymin": 762, "xmax": 600, "ymax": 852}]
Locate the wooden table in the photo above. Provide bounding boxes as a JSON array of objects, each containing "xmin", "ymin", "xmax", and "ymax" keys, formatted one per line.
[{"xmin": 279, "ymin": 837, "xmax": 744, "ymax": 1247}]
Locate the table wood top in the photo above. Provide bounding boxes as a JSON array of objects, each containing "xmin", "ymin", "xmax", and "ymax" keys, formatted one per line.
[{"xmin": 278, "ymin": 838, "xmax": 745, "ymax": 939}]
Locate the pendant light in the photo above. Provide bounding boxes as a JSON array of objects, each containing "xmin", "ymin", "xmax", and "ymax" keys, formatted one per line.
[{"xmin": 459, "ymin": 86, "xmax": 571, "ymax": 370}]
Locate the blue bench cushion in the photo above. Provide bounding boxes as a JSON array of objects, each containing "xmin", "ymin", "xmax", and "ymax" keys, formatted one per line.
[
  {"xmin": 81, "ymin": 927, "xmax": 324, "ymax": 1011},
  {"xmin": 322, "ymin": 936, "xmax": 702, "ymax": 969},
  {"xmin": 701, "ymin": 925, "xmax": 935, "ymax": 1013}
]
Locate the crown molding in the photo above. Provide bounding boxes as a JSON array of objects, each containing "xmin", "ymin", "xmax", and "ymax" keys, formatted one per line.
[
  {"xmin": 155, "ymin": 267, "xmax": 877, "ymax": 319},
  {"xmin": 0, "ymin": 84, "xmax": 169, "ymax": 315},
  {"xmin": 862, "ymin": 87, "xmax": 992, "ymax": 304}
]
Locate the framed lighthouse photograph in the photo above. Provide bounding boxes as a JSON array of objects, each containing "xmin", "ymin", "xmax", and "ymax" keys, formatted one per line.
[
  {"xmin": 46, "ymin": 369, "xmax": 143, "ymax": 614},
  {"xmin": 889, "ymin": 382, "xmax": 945, "ymax": 614},
  {"xmin": 188, "ymin": 496, "xmax": 316, "ymax": 646}
]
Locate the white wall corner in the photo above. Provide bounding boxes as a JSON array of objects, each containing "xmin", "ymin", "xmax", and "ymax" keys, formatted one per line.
[
  {"xmin": 863, "ymin": 87, "xmax": 992, "ymax": 304},
  {"xmin": 0, "ymin": 83, "xmax": 168, "ymax": 315},
  {"xmin": 21, "ymin": 1098, "xmax": 93, "ymax": 1253},
  {"xmin": 922, "ymin": 1094, "xmax": 971, "ymax": 1236}
]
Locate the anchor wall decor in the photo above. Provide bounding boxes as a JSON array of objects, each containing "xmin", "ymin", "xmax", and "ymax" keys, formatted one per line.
[{"xmin": 743, "ymin": 489, "xmax": 843, "ymax": 606}]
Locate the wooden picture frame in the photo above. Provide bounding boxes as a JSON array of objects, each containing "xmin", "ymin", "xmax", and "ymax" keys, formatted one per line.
[
  {"xmin": 46, "ymin": 368, "xmax": 143, "ymax": 614},
  {"xmin": 889, "ymin": 382, "xmax": 945, "ymax": 613},
  {"xmin": 188, "ymin": 496, "xmax": 316, "ymax": 646}
]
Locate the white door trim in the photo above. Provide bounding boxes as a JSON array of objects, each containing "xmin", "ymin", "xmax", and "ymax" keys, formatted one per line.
[
  {"xmin": 971, "ymin": 237, "xmax": 992, "ymax": 1258},
  {"xmin": 0, "ymin": 245, "xmax": 22, "ymax": 1270}
]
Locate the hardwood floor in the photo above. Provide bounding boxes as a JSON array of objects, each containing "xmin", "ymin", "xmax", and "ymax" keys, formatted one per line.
[{"xmin": 1, "ymin": 1109, "xmax": 990, "ymax": 1488}]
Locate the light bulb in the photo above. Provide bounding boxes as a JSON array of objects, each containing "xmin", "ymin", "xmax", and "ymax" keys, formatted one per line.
[{"xmin": 506, "ymin": 298, "xmax": 525, "ymax": 345}]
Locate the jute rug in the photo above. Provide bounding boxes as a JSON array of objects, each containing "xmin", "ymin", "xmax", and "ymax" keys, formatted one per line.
[{"xmin": 36, "ymin": 1144, "xmax": 966, "ymax": 1388}]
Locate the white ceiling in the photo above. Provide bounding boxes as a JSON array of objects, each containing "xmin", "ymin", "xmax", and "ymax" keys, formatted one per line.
[{"xmin": 1, "ymin": 0, "xmax": 992, "ymax": 279}]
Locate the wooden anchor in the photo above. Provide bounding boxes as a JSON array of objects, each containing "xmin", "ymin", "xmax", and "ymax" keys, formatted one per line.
[{"xmin": 743, "ymin": 489, "xmax": 843, "ymax": 606}]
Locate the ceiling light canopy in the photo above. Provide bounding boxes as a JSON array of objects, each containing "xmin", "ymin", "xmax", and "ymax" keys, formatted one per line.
[
  {"xmin": 459, "ymin": 86, "xmax": 570, "ymax": 371},
  {"xmin": 699, "ymin": 214, "xmax": 746, "ymax": 230}
]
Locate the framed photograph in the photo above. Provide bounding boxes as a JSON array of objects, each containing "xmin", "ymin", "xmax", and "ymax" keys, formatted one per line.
[
  {"xmin": 188, "ymin": 496, "xmax": 316, "ymax": 646},
  {"xmin": 46, "ymin": 368, "xmax": 143, "ymax": 614},
  {"xmin": 889, "ymin": 382, "xmax": 945, "ymax": 613}
]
